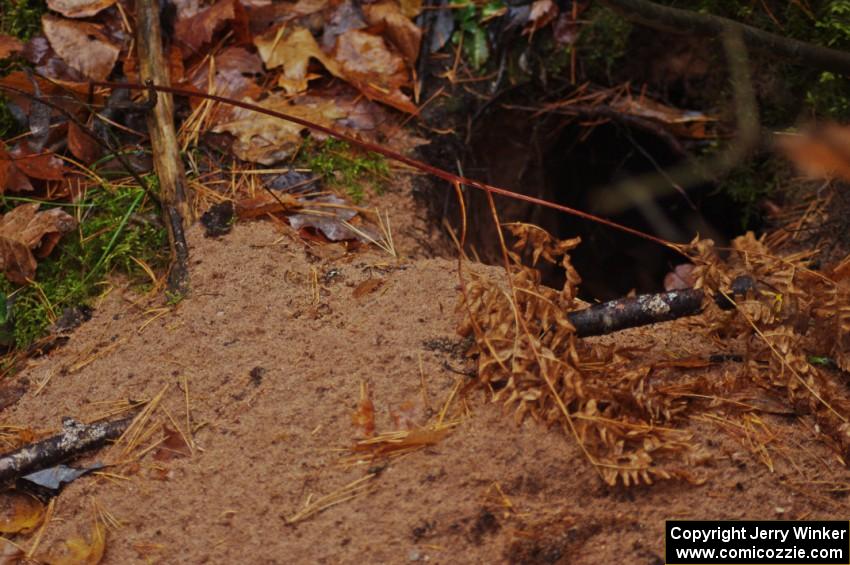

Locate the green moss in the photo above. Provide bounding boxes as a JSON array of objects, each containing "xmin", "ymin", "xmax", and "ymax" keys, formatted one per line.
[
  {"xmin": 0, "ymin": 185, "xmax": 168, "ymax": 348},
  {"xmin": 575, "ymin": 6, "xmax": 633, "ymax": 80},
  {"xmin": 0, "ymin": 0, "xmax": 46, "ymax": 40},
  {"xmin": 301, "ymin": 138, "xmax": 389, "ymax": 203},
  {"xmin": 1, "ymin": 0, "xmax": 48, "ymax": 140}
]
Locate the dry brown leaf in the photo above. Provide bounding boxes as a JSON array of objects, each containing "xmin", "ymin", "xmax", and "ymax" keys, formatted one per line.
[
  {"xmin": 332, "ymin": 30, "xmax": 415, "ymax": 113},
  {"xmin": 610, "ymin": 96, "xmax": 717, "ymax": 139},
  {"xmin": 234, "ymin": 193, "xmax": 301, "ymax": 218},
  {"xmin": 212, "ymin": 93, "xmax": 348, "ymax": 164},
  {"xmin": 68, "ymin": 122, "xmax": 100, "ymax": 164},
  {"xmin": 0, "ymin": 35, "xmax": 23, "ymax": 59},
  {"xmin": 775, "ymin": 123, "xmax": 850, "ymax": 183},
  {"xmin": 47, "ymin": 0, "xmax": 116, "ymax": 18},
  {"xmin": 174, "ymin": 0, "xmax": 236, "ymax": 57},
  {"xmin": 152, "ymin": 425, "xmax": 192, "ymax": 462},
  {"xmin": 399, "ymin": 0, "xmax": 421, "ymax": 18},
  {"xmin": 0, "ymin": 142, "xmax": 65, "ymax": 193},
  {"xmin": 0, "ymin": 491, "xmax": 45, "ymax": 534},
  {"xmin": 44, "ymin": 520, "xmax": 106, "ymax": 565},
  {"xmin": 256, "ymin": 26, "xmax": 344, "ymax": 94},
  {"xmin": 352, "ymin": 278, "xmax": 383, "ymax": 298},
  {"xmin": 0, "ymin": 203, "xmax": 77, "ymax": 284},
  {"xmin": 0, "ymin": 537, "xmax": 22, "ymax": 564},
  {"xmin": 362, "ymin": 2, "xmax": 422, "ymax": 65},
  {"xmin": 255, "ymin": 25, "xmax": 416, "ymax": 113},
  {"xmin": 524, "ymin": 0, "xmax": 558, "ymax": 35},
  {"xmin": 352, "ymin": 382, "xmax": 375, "ymax": 436},
  {"xmin": 41, "ymin": 15, "xmax": 120, "ymax": 81},
  {"xmin": 186, "ymin": 46, "xmax": 262, "ymax": 102}
]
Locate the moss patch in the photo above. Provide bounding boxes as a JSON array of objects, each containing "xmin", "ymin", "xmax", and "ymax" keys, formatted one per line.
[
  {"xmin": 301, "ymin": 138, "xmax": 389, "ymax": 204},
  {"xmin": 0, "ymin": 185, "xmax": 168, "ymax": 348}
]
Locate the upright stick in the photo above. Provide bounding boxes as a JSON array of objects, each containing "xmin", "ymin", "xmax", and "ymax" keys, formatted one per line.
[{"xmin": 135, "ymin": 0, "xmax": 190, "ymax": 295}]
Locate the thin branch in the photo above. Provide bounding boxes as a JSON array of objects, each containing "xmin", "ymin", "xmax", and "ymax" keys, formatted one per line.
[{"xmin": 0, "ymin": 416, "xmax": 132, "ymax": 484}]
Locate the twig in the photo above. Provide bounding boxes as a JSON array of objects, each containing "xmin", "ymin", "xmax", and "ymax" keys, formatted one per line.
[
  {"xmin": 567, "ymin": 275, "xmax": 754, "ymax": 337},
  {"xmin": 135, "ymin": 0, "xmax": 191, "ymax": 296},
  {"xmin": 0, "ymin": 416, "xmax": 132, "ymax": 484}
]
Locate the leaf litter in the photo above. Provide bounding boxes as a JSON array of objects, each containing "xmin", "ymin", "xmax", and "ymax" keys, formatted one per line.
[{"xmin": 2, "ymin": 0, "xmax": 850, "ymax": 560}]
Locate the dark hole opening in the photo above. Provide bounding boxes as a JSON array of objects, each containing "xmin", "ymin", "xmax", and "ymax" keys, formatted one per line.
[{"xmin": 440, "ymin": 108, "xmax": 757, "ymax": 302}]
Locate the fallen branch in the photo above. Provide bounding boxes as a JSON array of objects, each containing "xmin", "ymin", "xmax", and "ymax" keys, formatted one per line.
[
  {"xmin": 600, "ymin": 0, "xmax": 850, "ymax": 75},
  {"xmin": 0, "ymin": 416, "xmax": 132, "ymax": 484},
  {"xmin": 568, "ymin": 288, "xmax": 703, "ymax": 337},
  {"xmin": 568, "ymin": 276, "xmax": 754, "ymax": 337},
  {"xmin": 135, "ymin": 0, "xmax": 191, "ymax": 296}
]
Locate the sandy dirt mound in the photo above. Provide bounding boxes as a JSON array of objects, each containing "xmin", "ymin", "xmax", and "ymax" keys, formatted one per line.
[{"xmin": 3, "ymin": 218, "xmax": 847, "ymax": 564}]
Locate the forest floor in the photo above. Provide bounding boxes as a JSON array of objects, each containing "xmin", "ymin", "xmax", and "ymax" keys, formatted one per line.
[{"xmin": 4, "ymin": 180, "xmax": 849, "ymax": 564}]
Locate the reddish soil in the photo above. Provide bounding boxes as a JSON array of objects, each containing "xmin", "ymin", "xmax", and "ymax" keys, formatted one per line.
[{"xmin": 2, "ymin": 185, "xmax": 849, "ymax": 564}]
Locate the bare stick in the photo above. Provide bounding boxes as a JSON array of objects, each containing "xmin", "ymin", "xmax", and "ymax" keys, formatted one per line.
[
  {"xmin": 568, "ymin": 276, "xmax": 754, "ymax": 337},
  {"xmin": 135, "ymin": 0, "xmax": 190, "ymax": 296},
  {"xmin": 569, "ymin": 288, "xmax": 704, "ymax": 337},
  {"xmin": 0, "ymin": 416, "xmax": 132, "ymax": 484}
]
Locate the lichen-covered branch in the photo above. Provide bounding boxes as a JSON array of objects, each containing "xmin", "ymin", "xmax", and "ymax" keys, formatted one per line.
[{"xmin": 0, "ymin": 416, "xmax": 132, "ymax": 484}]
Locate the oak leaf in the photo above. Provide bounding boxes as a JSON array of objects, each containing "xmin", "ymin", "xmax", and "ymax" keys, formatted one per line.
[
  {"xmin": 0, "ymin": 203, "xmax": 77, "ymax": 284},
  {"xmin": 41, "ymin": 15, "xmax": 120, "ymax": 81},
  {"xmin": 47, "ymin": 0, "xmax": 117, "ymax": 18}
]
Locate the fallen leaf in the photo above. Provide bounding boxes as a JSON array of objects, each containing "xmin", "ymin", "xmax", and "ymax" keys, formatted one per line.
[
  {"xmin": 775, "ymin": 123, "xmax": 850, "ymax": 183},
  {"xmin": 256, "ymin": 25, "xmax": 416, "ymax": 112},
  {"xmin": 0, "ymin": 35, "xmax": 23, "ymax": 59},
  {"xmin": 234, "ymin": 193, "xmax": 300, "ymax": 218},
  {"xmin": 174, "ymin": 0, "xmax": 236, "ymax": 57},
  {"xmin": 184, "ymin": 46, "xmax": 262, "ymax": 121},
  {"xmin": 399, "ymin": 0, "xmax": 421, "ymax": 18},
  {"xmin": 123, "ymin": 45, "xmax": 185, "ymax": 84},
  {"xmin": 288, "ymin": 194, "xmax": 360, "ymax": 241},
  {"xmin": 353, "ymin": 277, "xmax": 383, "ymax": 298},
  {"xmin": 362, "ymin": 1, "xmax": 422, "ymax": 65},
  {"xmin": 332, "ymin": 30, "xmax": 416, "ymax": 113},
  {"xmin": 68, "ymin": 122, "xmax": 101, "ymax": 164},
  {"xmin": 212, "ymin": 93, "xmax": 348, "ymax": 164},
  {"xmin": 256, "ymin": 26, "xmax": 344, "ymax": 94},
  {"xmin": 44, "ymin": 520, "xmax": 106, "ymax": 565},
  {"xmin": 47, "ymin": 0, "xmax": 117, "ymax": 18},
  {"xmin": 0, "ymin": 203, "xmax": 77, "ymax": 284},
  {"xmin": 321, "ymin": 0, "xmax": 366, "ymax": 51},
  {"xmin": 351, "ymin": 382, "xmax": 375, "ymax": 436},
  {"xmin": 0, "ymin": 537, "xmax": 23, "ymax": 564},
  {"xmin": 610, "ymin": 96, "xmax": 717, "ymax": 139},
  {"xmin": 0, "ymin": 142, "xmax": 65, "ymax": 193},
  {"xmin": 663, "ymin": 263, "xmax": 697, "ymax": 290},
  {"xmin": 0, "ymin": 491, "xmax": 44, "ymax": 534},
  {"xmin": 152, "ymin": 426, "xmax": 192, "ymax": 462},
  {"xmin": 41, "ymin": 15, "xmax": 120, "ymax": 81},
  {"xmin": 19, "ymin": 463, "xmax": 104, "ymax": 496},
  {"xmin": 524, "ymin": 0, "xmax": 558, "ymax": 36}
]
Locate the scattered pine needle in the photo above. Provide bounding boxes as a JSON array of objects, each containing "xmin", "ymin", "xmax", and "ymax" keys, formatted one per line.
[{"xmin": 285, "ymin": 473, "xmax": 377, "ymax": 524}]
